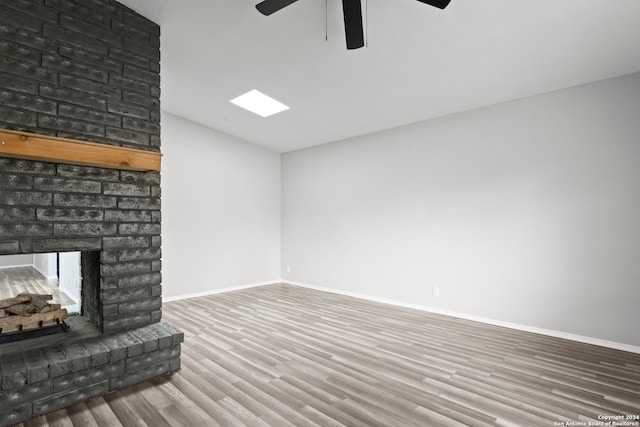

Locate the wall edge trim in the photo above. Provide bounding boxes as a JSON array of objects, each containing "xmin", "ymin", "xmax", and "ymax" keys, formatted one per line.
[
  {"xmin": 282, "ymin": 280, "xmax": 640, "ymax": 355},
  {"xmin": 162, "ymin": 280, "xmax": 281, "ymax": 303},
  {"xmin": 0, "ymin": 264, "xmax": 32, "ymax": 270}
]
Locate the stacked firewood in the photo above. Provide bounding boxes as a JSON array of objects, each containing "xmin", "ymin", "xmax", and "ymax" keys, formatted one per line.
[{"xmin": 0, "ymin": 293, "xmax": 68, "ymax": 333}]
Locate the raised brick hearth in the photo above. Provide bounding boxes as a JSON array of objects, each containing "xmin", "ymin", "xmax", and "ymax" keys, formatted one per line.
[{"xmin": 0, "ymin": 1, "xmax": 182, "ymax": 425}]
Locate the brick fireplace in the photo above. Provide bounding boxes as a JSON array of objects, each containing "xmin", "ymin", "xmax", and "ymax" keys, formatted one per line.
[{"xmin": 0, "ymin": 1, "xmax": 182, "ymax": 425}]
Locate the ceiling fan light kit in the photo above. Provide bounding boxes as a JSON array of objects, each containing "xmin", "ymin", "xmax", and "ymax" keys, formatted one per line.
[{"xmin": 255, "ymin": 0, "xmax": 452, "ymax": 50}]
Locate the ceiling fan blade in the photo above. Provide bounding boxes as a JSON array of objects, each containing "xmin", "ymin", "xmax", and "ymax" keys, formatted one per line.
[
  {"xmin": 342, "ymin": 0, "xmax": 364, "ymax": 49},
  {"xmin": 256, "ymin": 0, "xmax": 299, "ymax": 16},
  {"xmin": 415, "ymin": 0, "xmax": 451, "ymax": 9}
]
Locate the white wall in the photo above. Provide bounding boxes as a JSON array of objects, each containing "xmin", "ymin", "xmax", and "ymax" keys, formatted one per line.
[
  {"xmin": 161, "ymin": 112, "xmax": 281, "ymax": 299},
  {"xmin": 0, "ymin": 254, "xmax": 33, "ymax": 269},
  {"xmin": 282, "ymin": 72, "xmax": 640, "ymax": 347},
  {"xmin": 33, "ymin": 253, "xmax": 58, "ymax": 279},
  {"xmin": 58, "ymin": 251, "xmax": 81, "ymax": 303}
]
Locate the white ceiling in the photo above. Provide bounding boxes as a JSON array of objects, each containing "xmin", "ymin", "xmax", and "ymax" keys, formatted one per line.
[{"xmin": 119, "ymin": 0, "xmax": 640, "ymax": 153}]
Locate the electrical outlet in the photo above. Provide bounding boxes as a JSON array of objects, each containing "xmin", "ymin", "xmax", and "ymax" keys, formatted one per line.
[
  {"xmin": 433, "ymin": 286, "xmax": 440, "ymax": 297},
  {"xmin": 286, "ymin": 265, "xmax": 291, "ymax": 273}
]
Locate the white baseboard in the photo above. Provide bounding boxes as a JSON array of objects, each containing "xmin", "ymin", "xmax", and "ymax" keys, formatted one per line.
[
  {"xmin": 0, "ymin": 264, "xmax": 32, "ymax": 270},
  {"xmin": 282, "ymin": 280, "xmax": 640, "ymax": 355},
  {"xmin": 32, "ymin": 264, "xmax": 58, "ymax": 280},
  {"xmin": 161, "ymin": 278, "xmax": 640, "ymax": 354},
  {"xmin": 162, "ymin": 280, "xmax": 280, "ymax": 303},
  {"xmin": 60, "ymin": 287, "xmax": 80, "ymax": 304}
]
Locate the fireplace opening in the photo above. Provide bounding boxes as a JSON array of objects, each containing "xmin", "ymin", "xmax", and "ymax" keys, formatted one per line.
[
  {"xmin": 0, "ymin": 250, "xmax": 101, "ymax": 342},
  {"xmin": 0, "ymin": 252, "xmax": 82, "ymax": 314}
]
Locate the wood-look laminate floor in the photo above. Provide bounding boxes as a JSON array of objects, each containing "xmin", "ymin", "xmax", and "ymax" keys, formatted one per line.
[
  {"xmin": 14, "ymin": 284, "xmax": 640, "ymax": 427},
  {"xmin": 0, "ymin": 267, "xmax": 74, "ymax": 306}
]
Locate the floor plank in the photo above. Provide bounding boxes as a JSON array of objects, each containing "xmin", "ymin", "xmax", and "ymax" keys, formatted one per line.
[{"xmin": 12, "ymin": 283, "xmax": 640, "ymax": 426}]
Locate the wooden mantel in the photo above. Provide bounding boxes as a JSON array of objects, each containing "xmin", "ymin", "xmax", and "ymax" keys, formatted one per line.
[{"xmin": 0, "ymin": 129, "xmax": 161, "ymax": 172}]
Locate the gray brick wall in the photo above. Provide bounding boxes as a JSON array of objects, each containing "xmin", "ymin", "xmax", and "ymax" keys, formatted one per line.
[
  {"xmin": 0, "ymin": 157, "xmax": 162, "ymax": 333},
  {"xmin": 0, "ymin": 0, "xmax": 160, "ymax": 151},
  {"xmin": 0, "ymin": 0, "xmax": 162, "ymax": 332},
  {"xmin": 0, "ymin": 2, "xmax": 181, "ymax": 424}
]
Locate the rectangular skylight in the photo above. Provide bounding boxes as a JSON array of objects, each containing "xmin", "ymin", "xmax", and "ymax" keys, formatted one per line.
[{"xmin": 230, "ymin": 89, "xmax": 289, "ymax": 118}]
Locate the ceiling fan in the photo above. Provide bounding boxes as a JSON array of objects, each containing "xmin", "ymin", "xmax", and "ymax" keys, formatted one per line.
[{"xmin": 255, "ymin": 0, "xmax": 451, "ymax": 50}]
